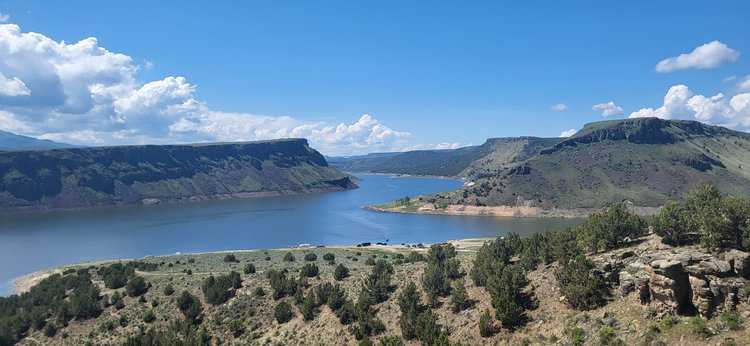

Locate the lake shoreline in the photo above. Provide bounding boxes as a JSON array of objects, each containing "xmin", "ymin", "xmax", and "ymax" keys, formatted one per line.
[
  {"xmin": 365, "ymin": 203, "xmax": 661, "ymax": 218},
  {"xmin": 13, "ymin": 238, "xmax": 493, "ymax": 295}
]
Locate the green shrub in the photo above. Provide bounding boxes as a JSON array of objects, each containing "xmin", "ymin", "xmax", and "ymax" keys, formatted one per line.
[
  {"xmin": 422, "ymin": 244, "xmax": 461, "ymax": 305},
  {"xmin": 324, "ymin": 284, "xmax": 347, "ymax": 310},
  {"xmin": 283, "ymin": 252, "xmax": 295, "ymax": 262},
  {"xmin": 335, "ymin": 263, "xmax": 350, "ymax": 280},
  {"xmin": 397, "ymin": 282, "xmax": 422, "ymax": 339},
  {"xmin": 143, "ymin": 309, "xmax": 156, "ymax": 323},
  {"xmin": 405, "ymin": 251, "xmax": 425, "ymax": 263},
  {"xmin": 176, "ymin": 291, "xmax": 202, "ymax": 323},
  {"xmin": 689, "ymin": 316, "xmax": 712, "ymax": 337},
  {"xmin": 254, "ymin": 287, "xmax": 266, "ymax": 297},
  {"xmin": 488, "ymin": 265, "xmax": 528, "ymax": 329},
  {"xmin": 658, "ymin": 314, "xmax": 678, "ymax": 331},
  {"xmin": 301, "ymin": 290, "xmax": 317, "ymax": 321},
  {"xmin": 274, "ymin": 301, "xmax": 294, "ymax": 324},
  {"xmin": 268, "ymin": 269, "xmax": 298, "ymax": 299},
  {"xmin": 110, "ymin": 291, "xmax": 124, "ymax": 310},
  {"xmin": 378, "ymin": 336, "xmax": 404, "ymax": 346},
  {"xmin": 229, "ymin": 319, "xmax": 244, "ymax": 337},
  {"xmin": 416, "ymin": 309, "xmax": 448, "ymax": 346},
  {"xmin": 304, "ymin": 253, "xmax": 318, "ymax": 261},
  {"xmin": 337, "ymin": 300, "xmax": 357, "ymax": 325},
  {"xmin": 243, "ymin": 263, "xmax": 256, "ymax": 274},
  {"xmin": 201, "ymin": 272, "xmax": 240, "ymax": 305},
  {"xmin": 598, "ymin": 326, "xmax": 624, "ymax": 346},
  {"xmin": 450, "ymin": 279, "xmax": 470, "ymax": 313},
  {"xmin": 223, "ymin": 254, "xmax": 238, "ymax": 263},
  {"xmin": 300, "ymin": 263, "xmax": 319, "ymax": 278},
  {"xmin": 163, "ymin": 284, "xmax": 175, "ymax": 296},
  {"xmin": 652, "ymin": 201, "xmax": 692, "ymax": 246},
  {"xmin": 556, "ymin": 255, "xmax": 607, "ymax": 310},
  {"xmin": 98, "ymin": 263, "xmax": 134, "ymax": 289},
  {"xmin": 718, "ymin": 310, "xmax": 743, "ymax": 331},
  {"xmin": 361, "ymin": 260, "xmax": 394, "ymax": 304},
  {"xmin": 575, "ymin": 203, "xmax": 645, "ymax": 253},
  {"xmin": 323, "ymin": 253, "xmax": 335, "ymax": 261},
  {"xmin": 125, "ymin": 276, "xmax": 148, "ymax": 297},
  {"xmin": 365, "ymin": 257, "xmax": 376, "ymax": 266},
  {"xmin": 567, "ymin": 326, "xmax": 585, "ymax": 346},
  {"xmin": 479, "ymin": 309, "xmax": 495, "ymax": 337}
]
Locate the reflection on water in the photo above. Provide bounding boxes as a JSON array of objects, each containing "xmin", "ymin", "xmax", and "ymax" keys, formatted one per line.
[{"xmin": 0, "ymin": 174, "xmax": 581, "ymax": 295}]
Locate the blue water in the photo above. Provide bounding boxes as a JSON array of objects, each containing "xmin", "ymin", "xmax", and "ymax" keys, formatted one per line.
[{"xmin": 0, "ymin": 174, "xmax": 580, "ymax": 295}]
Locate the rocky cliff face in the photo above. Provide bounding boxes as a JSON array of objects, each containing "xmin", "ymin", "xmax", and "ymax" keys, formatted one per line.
[
  {"xmin": 591, "ymin": 234, "xmax": 750, "ymax": 318},
  {"xmin": 0, "ymin": 139, "xmax": 355, "ymax": 211}
]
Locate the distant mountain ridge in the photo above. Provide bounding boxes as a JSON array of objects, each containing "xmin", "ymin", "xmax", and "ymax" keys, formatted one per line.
[
  {"xmin": 0, "ymin": 139, "xmax": 355, "ymax": 211},
  {"xmin": 329, "ymin": 137, "xmax": 561, "ymax": 178},
  {"xmin": 430, "ymin": 118, "xmax": 750, "ymax": 209},
  {"xmin": 0, "ymin": 130, "xmax": 74, "ymax": 151}
]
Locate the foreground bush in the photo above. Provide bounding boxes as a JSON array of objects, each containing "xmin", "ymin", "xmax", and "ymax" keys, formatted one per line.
[
  {"xmin": 300, "ymin": 263, "xmax": 319, "ymax": 278},
  {"xmin": 488, "ymin": 265, "xmax": 527, "ymax": 329},
  {"xmin": 479, "ymin": 309, "xmax": 495, "ymax": 337},
  {"xmin": 555, "ymin": 255, "xmax": 607, "ymax": 310},
  {"xmin": 176, "ymin": 291, "xmax": 202, "ymax": 323},
  {"xmin": 421, "ymin": 244, "xmax": 461, "ymax": 305},
  {"xmin": 653, "ymin": 184, "xmax": 750, "ymax": 251},
  {"xmin": 361, "ymin": 260, "xmax": 394, "ymax": 304},
  {"xmin": 334, "ymin": 263, "xmax": 350, "ymax": 280},
  {"xmin": 126, "ymin": 276, "xmax": 148, "ymax": 297},
  {"xmin": 201, "ymin": 272, "xmax": 241, "ymax": 305},
  {"xmin": 268, "ymin": 269, "xmax": 298, "ymax": 299},
  {"xmin": 575, "ymin": 202, "xmax": 644, "ymax": 254},
  {"xmin": 274, "ymin": 301, "xmax": 294, "ymax": 323}
]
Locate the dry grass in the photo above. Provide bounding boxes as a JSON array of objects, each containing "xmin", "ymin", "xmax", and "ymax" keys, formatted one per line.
[{"xmin": 16, "ymin": 241, "xmax": 750, "ymax": 346}]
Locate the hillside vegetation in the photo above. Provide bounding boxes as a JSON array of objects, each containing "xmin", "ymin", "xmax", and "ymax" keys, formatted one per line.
[
  {"xmin": 422, "ymin": 118, "xmax": 750, "ymax": 210},
  {"xmin": 329, "ymin": 137, "xmax": 560, "ymax": 178},
  {"xmin": 0, "ymin": 139, "xmax": 354, "ymax": 211},
  {"xmin": 3, "ymin": 185, "xmax": 749, "ymax": 345}
]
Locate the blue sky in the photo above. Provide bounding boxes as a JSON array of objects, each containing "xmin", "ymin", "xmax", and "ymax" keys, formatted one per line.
[{"xmin": 0, "ymin": 1, "xmax": 749, "ymax": 154}]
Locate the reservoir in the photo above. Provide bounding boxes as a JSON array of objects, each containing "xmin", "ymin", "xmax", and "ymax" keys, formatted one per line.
[{"xmin": 0, "ymin": 174, "xmax": 580, "ymax": 295}]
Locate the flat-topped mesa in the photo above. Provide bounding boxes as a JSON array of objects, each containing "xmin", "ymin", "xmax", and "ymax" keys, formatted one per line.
[
  {"xmin": 392, "ymin": 118, "xmax": 750, "ymax": 213},
  {"xmin": 542, "ymin": 118, "xmax": 749, "ymax": 154},
  {"xmin": 0, "ymin": 138, "xmax": 355, "ymax": 211}
]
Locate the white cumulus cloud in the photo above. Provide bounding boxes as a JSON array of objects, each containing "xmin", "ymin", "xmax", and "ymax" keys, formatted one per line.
[
  {"xmin": 737, "ymin": 75, "xmax": 750, "ymax": 92},
  {"xmin": 655, "ymin": 41, "xmax": 739, "ymax": 73},
  {"xmin": 559, "ymin": 129, "xmax": 577, "ymax": 137},
  {"xmin": 0, "ymin": 23, "xmax": 426, "ymax": 155},
  {"xmin": 0, "ymin": 72, "xmax": 30, "ymax": 96},
  {"xmin": 592, "ymin": 101, "xmax": 624, "ymax": 117},
  {"xmin": 629, "ymin": 84, "xmax": 750, "ymax": 130},
  {"xmin": 550, "ymin": 103, "xmax": 567, "ymax": 112}
]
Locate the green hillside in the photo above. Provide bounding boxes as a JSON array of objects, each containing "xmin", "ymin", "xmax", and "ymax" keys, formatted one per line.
[
  {"xmin": 330, "ymin": 137, "xmax": 560, "ymax": 177},
  {"xmin": 0, "ymin": 139, "xmax": 355, "ymax": 211},
  {"xmin": 434, "ymin": 118, "xmax": 750, "ymax": 209}
]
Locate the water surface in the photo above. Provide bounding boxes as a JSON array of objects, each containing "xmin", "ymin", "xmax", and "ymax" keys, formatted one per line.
[{"xmin": 0, "ymin": 174, "xmax": 580, "ymax": 295}]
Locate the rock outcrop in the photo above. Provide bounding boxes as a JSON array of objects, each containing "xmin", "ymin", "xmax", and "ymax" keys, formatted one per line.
[{"xmin": 592, "ymin": 234, "xmax": 750, "ymax": 318}]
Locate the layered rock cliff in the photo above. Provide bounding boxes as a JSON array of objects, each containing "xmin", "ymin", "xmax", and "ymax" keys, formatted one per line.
[{"xmin": 0, "ymin": 139, "xmax": 355, "ymax": 211}]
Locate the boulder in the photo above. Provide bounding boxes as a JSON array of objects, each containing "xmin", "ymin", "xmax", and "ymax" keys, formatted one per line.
[
  {"xmin": 646, "ymin": 260, "xmax": 693, "ymax": 315},
  {"xmin": 724, "ymin": 249, "xmax": 750, "ymax": 278},
  {"xmin": 689, "ymin": 275, "xmax": 713, "ymax": 317}
]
